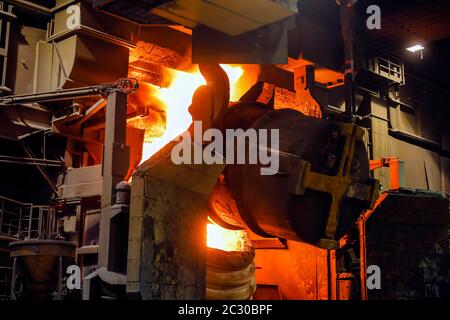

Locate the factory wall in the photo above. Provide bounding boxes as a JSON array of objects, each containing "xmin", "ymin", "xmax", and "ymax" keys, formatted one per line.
[
  {"xmin": 6, "ymin": 25, "xmax": 45, "ymax": 94},
  {"xmin": 369, "ymin": 91, "xmax": 450, "ymax": 195}
]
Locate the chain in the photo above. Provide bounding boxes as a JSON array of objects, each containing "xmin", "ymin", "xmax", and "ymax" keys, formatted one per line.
[{"xmin": 97, "ymin": 78, "xmax": 139, "ymax": 96}]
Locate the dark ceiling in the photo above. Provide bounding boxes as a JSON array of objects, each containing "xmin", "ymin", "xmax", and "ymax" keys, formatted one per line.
[
  {"xmin": 357, "ymin": 0, "xmax": 450, "ymax": 55},
  {"xmin": 28, "ymin": 0, "xmax": 55, "ymax": 8},
  {"xmin": 92, "ymin": 0, "xmax": 173, "ymax": 24},
  {"xmin": 11, "ymin": 0, "xmax": 449, "ymax": 89},
  {"xmin": 356, "ymin": 0, "xmax": 450, "ymax": 90}
]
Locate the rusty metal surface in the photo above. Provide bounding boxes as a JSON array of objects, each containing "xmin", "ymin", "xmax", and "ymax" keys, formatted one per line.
[
  {"xmin": 9, "ymin": 240, "xmax": 75, "ymax": 284},
  {"xmin": 254, "ymin": 240, "xmax": 332, "ymax": 300},
  {"xmin": 128, "ymin": 174, "xmax": 209, "ymax": 299},
  {"xmin": 336, "ymin": 272, "xmax": 356, "ymax": 300},
  {"xmin": 362, "ymin": 190, "xmax": 449, "ymax": 299},
  {"xmin": 127, "ymin": 143, "xmax": 225, "ymax": 299},
  {"xmin": 222, "ymin": 106, "xmax": 375, "ymax": 248},
  {"xmin": 209, "ymin": 180, "xmax": 247, "ymax": 231},
  {"xmin": 9, "ymin": 240, "xmax": 76, "ymax": 257}
]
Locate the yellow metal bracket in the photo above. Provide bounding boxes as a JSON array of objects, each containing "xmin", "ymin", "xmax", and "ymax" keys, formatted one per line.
[{"xmin": 289, "ymin": 123, "xmax": 379, "ymax": 249}]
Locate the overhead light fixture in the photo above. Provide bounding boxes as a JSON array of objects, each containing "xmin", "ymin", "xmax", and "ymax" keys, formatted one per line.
[
  {"xmin": 406, "ymin": 44, "xmax": 424, "ymax": 59},
  {"xmin": 406, "ymin": 44, "xmax": 424, "ymax": 53}
]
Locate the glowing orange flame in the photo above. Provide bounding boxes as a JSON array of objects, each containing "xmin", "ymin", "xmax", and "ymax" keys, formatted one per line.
[
  {"xmin": 140, "ymin": 64, "xmax": 250, "ymax": 163},
  {"xmin": 220, "ymin": 64, "xmax": 244, "ymax": 101},
  {"xmin": 207, "ymin": 223, "xmax": 246, "ymax": 252},
  {"xmin": 141, "ymin": 68, "xmax": 205, "ymax": 160}
]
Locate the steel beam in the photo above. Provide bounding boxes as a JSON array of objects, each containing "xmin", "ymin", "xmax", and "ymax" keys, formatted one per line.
[
  {"xmin": 20, "ymin": 142, "xmax": 59, "ymax": 194},
  {"xmin": 98, "ymin": 90, "xmax": 130, "ymax": 268},
  {"xmin": 76, "ymin": 98, "xmax": 106, "ymax": 127}
]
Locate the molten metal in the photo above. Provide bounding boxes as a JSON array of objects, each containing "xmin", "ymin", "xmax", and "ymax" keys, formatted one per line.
[
  {"xmin": 207, "ymin": 223, "xmax": 246, "ymax": 252},
  {"xmin": 140, "ymin": 65, "xmax": 247, "ymax": 162}
]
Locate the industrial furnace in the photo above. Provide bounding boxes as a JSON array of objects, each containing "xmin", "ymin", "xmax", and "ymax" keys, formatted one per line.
[{"xmin": 0, "ymin": 0, "xmax": 449, "ymax": 303}]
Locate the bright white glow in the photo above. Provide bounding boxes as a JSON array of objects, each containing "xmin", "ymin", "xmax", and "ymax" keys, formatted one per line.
[
  {"xmin": 406, "ymin": 44, "xmax": 425, "ymax": 53},
  {"xmin": 207, "ymin": 223, "xmax": 246, "ymax": 252}
]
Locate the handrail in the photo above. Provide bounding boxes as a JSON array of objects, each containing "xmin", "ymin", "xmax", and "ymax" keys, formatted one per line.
[
  {"xmin": 0, "ymin": 196, "xmax": 56, "ymax": 240},
  {"xmin": 0, "ymin": 195, "xmax": 31, "ymax": 206}
]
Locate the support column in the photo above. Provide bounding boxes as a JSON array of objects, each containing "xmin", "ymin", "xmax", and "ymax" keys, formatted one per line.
[
  {"xmin": 57, "ymin": 256, "xmax": 63, "ymax": 300},
  {"xmin": 98, "ymin": 90, "xmax": 130, "ymax": 268},
  {"xmin": 10, "ymin": 257, "xmax": 17, "ymax": 300}
]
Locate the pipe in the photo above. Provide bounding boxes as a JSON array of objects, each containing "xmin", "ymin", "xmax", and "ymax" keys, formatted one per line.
[
  {"xmin": 357, "ymin": 192, "xmax": 388, "ymax": 300},
  {"xmin": 338, "ymin": 0, "xmax": 357, "ymax": 123},
  {"xmin": 0, "ymin": 154, "xmax": 62, "ymax": 164},
  {"xmin": 6, "ymin": 0, "xmax": 52, "ymax": 15},
  {"xmin": 0, "ymin": 195, "xmax": 32, "ymax": 206},
  {"xmin": 48, "ymin": 24, "xmax": 136, "ymax": 49},
  {"xmin": 0, "ymin": 159, "xmax": 62, "ymax": 167},
  {"xmin": 0, "ymin": 78, "xmax": 138, "ymax": 105},
  {"xmin": 0, "ymin": 154, "xmax": 63, "ymax": 167},
  {"xmin": 0, "ymin": 86, "xmax": 103, "ymax": 105},
  {"xmin": 388, "ymin": 129, "xmax": 442, "ymax": 152}
]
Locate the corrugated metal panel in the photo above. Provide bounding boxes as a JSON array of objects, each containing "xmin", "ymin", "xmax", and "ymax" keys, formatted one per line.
[
  {"xmin": 370, "ymin": 98, "xmax": 391, "ymax": 189},
  {"xmin": 390, "ymin": 106, "xmax": 420, "ymax": 136},
  {"xmin": 422, "ymin": 149, "xmax": 442, "ymax": 191},
  {"xmin": 440, "ymin": 157, "xmax": 450, "ymax": 195},
  {"xmin": 389, "ymin": 137, "xmax": 441, "ymax": 190},
  {"xmin": 369, "ymin": 97, "xmax": 445, "ymax": 192}
]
